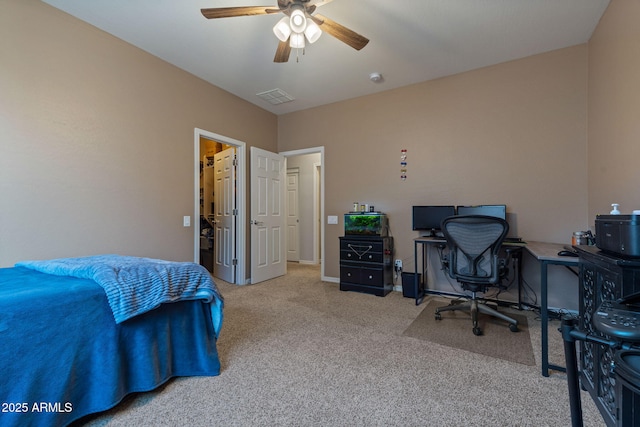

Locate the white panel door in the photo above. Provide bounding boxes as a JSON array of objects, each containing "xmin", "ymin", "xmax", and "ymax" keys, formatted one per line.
[
  {"xmin": 250, "ymin": 147, "xmax": 286, "ymax": 284},
  {"xmin": 286, "ymin": 168, "xmax": 300, "ymax": 262},
  {"xmin": 213, "ymin": 147, "xmax": 236, "ymax": 283}
]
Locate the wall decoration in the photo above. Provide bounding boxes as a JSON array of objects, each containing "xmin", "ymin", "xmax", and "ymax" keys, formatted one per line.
[{"xmin": 400, "ymin": 149, "xmax": 407, "ymax": 180}]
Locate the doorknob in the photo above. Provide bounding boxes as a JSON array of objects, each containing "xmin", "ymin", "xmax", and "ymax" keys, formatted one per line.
[{"xmin": 250, "ymin": 219, "xmax": 264, "ymax": 226}]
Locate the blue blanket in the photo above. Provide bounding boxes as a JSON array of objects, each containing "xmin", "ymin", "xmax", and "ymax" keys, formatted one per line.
[
  {"xmin": 0, "ymin": 266, "xmax": 222, "ymax": 427},
  {"xmin": 16, "ymin": 255, "xmax": 223, "ymax": 336}
]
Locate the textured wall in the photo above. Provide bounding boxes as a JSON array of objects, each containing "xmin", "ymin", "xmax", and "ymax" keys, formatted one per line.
[{"xmin": 0, "ymin": 0, "xmax": 277, "ymax": 267}]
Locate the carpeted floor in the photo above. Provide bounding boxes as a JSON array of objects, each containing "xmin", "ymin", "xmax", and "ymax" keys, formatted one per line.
[
  {"xmin": 403, "ymin": 300, "xmax": 535, "ymax": 366},
  {"xmin": 77, "ymin": 262, "xmax": 606, "ymax": 427}
]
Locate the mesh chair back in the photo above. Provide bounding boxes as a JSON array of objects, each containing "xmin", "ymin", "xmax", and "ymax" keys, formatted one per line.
[{"xmin": 441, "ymin": 215, "xmax": 509, "ymax": 285}]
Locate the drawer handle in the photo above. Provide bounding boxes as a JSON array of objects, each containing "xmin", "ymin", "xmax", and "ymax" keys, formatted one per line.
[
  {"xmin": 347, "ymin": 273, "xmax": 351, "ymax": 277},
  {"xmin": 368, "ymin": 275, "xmax": 373, "ymax": 279}
]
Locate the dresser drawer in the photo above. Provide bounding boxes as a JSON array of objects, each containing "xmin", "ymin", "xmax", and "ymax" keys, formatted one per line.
[
  {"xmin": 340, "ymin": 249, "xmax": 384, "ymax": 263},
  {"xmin": 340, "ymin": 239, "xmax": 385, "ymax": 253},
  {"xmin": 359, "ymin": 266, "xmax": 384, "ymax": 286},
  {"xmin": 340, "ymin": 264, "xmax": 384, "ymax": 288},
  {"xmin": 340, "ymin": 264, "xmax": 360, "ymax": 283}
]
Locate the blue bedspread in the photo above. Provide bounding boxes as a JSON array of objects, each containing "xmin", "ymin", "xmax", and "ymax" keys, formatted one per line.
[
  {"xmin": 0, "ymin": 266, "xmax": 223, "ymax": 427},
  {"xmin": 16, "ymin": 254, "xmax": 223, "ymax": 336}
]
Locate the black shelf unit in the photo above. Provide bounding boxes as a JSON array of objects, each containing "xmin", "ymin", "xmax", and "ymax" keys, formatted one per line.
[
  {"xmin": 339, "ymin": 236, "xmax": 393, "ymax": 297},
  {"xmin": 576, "ymin": 245, "xmax": 640, "ymax": 426}
]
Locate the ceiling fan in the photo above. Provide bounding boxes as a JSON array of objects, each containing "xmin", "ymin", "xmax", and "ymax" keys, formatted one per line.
[{"xmin": 201, "ymin": 0, "xmax": 369, "ymax": 63}]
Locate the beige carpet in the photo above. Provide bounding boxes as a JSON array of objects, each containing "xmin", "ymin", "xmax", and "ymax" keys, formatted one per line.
[
  {"xmin": 403, "ymin": 300, "xmax": 535, "ymax": 366},
  {"xmin": 76, "ymin": 263, "xmax": 606, "ymax": 427}
]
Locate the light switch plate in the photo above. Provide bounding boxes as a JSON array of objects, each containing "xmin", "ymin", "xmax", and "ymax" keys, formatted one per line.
[
  {"xmin": 327, "ymin": 215, "xmax": 338, "ymax": 224},
  {"xmin": 183, "ymin": 216, "xmax": 191, "ymax": 227}
]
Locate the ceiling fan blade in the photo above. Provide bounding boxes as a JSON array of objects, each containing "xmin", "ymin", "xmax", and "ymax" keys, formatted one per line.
[
  {"xmin": 201, "ymin": 6, "xmax": 280, "ymax": 19},
  {"xmin": 310, "ymin": 14, "xmax": 369, "ymax": 51},
  {"xmin": 274, "ymin": 40, "xmax": 291, "ymax": 63}
]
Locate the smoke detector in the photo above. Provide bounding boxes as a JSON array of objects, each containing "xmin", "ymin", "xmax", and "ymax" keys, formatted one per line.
[{"xmin": 369, "ymin": 72, "xmax": 384, "ymax": 83}]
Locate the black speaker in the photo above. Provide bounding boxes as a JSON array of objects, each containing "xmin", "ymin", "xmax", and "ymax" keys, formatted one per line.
[{"xmin": 401, "ymin": 272, "xmax": 423, "ymax": 298}]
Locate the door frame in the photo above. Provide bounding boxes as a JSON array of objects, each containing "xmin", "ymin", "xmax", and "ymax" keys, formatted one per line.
[
  {"xmin": 313, "ymin": 161, "xmax": 321, "ymax": 265},
  {"xmin": 286, "ymin": 167, "xmax": 300, "ymax": 262},
  {"xmin": 194, "ymin": 128, "xmax": 246, "ymax": 285},
  {"xmin": 280, "ymin": 146, "xmax": 326, "ymax": 281}
]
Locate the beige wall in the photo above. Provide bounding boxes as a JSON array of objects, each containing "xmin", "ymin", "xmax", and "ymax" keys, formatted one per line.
[
  {"xmin": 279, "ymin": 45, "xmax": 589, "ymax": 279},
  {"xmin": 0, "ymin": 0, "xmax": 277, "ymax": 267},
  {"xmin": 3, "ymin": 0, "xmax": 637, "ymax": 296},
  {"xmin": 587, "ymin": 0, "xmax": 640, "ymax": 221}
]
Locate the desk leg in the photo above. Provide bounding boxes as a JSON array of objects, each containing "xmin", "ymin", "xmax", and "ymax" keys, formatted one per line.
[
  {"xmin": 540, "ymin": 261, "xmax": 568, "ymax": 377},
  {"xmin": 516, "ymin": 250, "xmax": 523, "ymax": 311},
  {"xmin": 413, "ymin": 241, "xmax": 424, "ymax": 306},
  {"xmin": 541, "ymin": 261, "xmax": 550, "ymax": 377}
]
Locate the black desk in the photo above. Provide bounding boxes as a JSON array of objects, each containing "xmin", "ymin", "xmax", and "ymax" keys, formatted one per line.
[
  {"xmin": 412, "ymin": 236, "xmax": 523, "ymax": 307},
  {"xmin": 523, "ymin": 241, "xmax": 579, "ymax": 377}
]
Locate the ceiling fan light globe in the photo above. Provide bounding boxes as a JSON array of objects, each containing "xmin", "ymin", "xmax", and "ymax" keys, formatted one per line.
[
  {"xmin": 289, "ymin": 8, "xmax": 307, "ymax": 33},
  {"xmin": 290, "ymin": 32, "xmax": 306, "ymax": 49},
  {"xmin": 273, "ymin": 17, "xmax": 291, "ymax": 42},
  {"xmin": 304, "ymin": 20, "xmax": 322, "ymax": 44}
]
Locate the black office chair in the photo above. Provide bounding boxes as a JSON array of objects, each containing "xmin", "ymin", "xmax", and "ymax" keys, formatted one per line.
[{"xmin": 435, "ymin": 215, "xmax": 519, "ymax": 336}]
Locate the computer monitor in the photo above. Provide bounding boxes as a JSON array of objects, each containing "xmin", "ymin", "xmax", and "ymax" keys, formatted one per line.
[
  {"xmin": 456, "ymin": 204, "xmax": 507, "ymax": 220},
  {"xmin": 412, "ymin": 205, "xmax": 456, "ymax": 234}
]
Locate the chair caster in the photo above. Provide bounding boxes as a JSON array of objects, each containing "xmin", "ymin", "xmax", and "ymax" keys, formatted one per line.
[
  {"xmin": 435, "ymin": 312, "xmax": 442, "ymax": 321},
  {"xmin": 473, "ymin": 327, "xmax": 482, "ymax": 336},
  {"xmin": 509, "ymin": 324, "xmax": 519, "ymax": 333}
]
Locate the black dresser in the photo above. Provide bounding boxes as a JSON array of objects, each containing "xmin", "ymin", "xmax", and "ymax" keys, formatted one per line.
[
  {"xmin": 339, "ymin": 236, "xmax": 393, "ymax": 296},
  {"xmin": 576, "ymin": 245, "xmax": 640, "ymax": 426}
]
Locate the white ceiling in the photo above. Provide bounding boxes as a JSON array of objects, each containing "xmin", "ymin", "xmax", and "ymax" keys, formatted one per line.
[{"xmin": 42, "ymin": 0, "xmax": 610, "ymax": 115}]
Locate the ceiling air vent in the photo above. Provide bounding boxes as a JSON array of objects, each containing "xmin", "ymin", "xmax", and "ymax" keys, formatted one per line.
[{"xmin": 256, "ymin": 88, "xmax": 294, "ymax": 105}]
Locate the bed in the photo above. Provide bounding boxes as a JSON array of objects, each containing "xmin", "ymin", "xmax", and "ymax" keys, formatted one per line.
[{"xmin": 0, "ymin": 255, "xmax": 224, "ymax": 427}]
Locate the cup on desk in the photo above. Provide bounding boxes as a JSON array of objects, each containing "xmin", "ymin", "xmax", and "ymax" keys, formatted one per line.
[{"xmin": 572, "ymin": 231, "xmax": 588, "ymax": 246}]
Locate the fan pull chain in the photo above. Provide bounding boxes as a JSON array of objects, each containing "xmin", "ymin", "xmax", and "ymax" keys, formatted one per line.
[{"xmin": 295, "ymin": 47, "xmax": 306, "ymax": 63}]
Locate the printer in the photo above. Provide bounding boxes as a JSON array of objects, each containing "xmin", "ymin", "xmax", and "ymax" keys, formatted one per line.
[{"xmin": 595, "ymin": 214, "xmax": 640, "ymax": 257}]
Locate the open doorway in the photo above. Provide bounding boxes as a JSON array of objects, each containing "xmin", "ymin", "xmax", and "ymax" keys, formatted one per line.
[
  {"xmin": 281, "ymin": 147, "xmax": 325, "ymax": 280},
  {"xmin": 194, "ymin": 128, "xmax": 246, "ymax": 285},
  {"xmin": 193, "ymin": 134, "xmax": 323, "ymax": 284}
]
